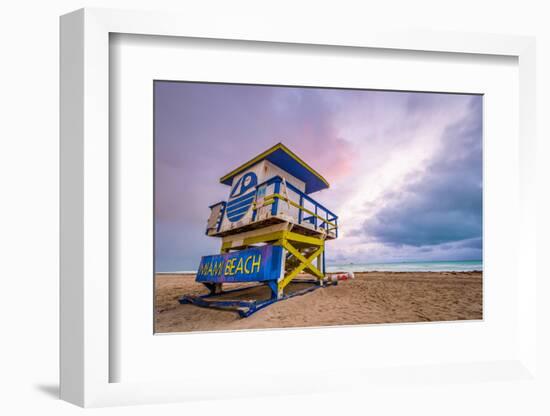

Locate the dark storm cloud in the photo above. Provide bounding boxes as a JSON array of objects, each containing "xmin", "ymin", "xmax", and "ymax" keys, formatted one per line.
[{"xmin": 354, "ymin": 96, "xmax": 482, "ymax": 250}]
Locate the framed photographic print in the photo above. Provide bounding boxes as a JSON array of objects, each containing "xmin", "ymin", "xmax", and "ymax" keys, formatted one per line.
[
  {"xmin": 153, "ymin": 81, "xmax": 483, "ymax": 332},
  {"xmin": 60, "ymin": 7, "xmax": 539, "ymax": 408}
]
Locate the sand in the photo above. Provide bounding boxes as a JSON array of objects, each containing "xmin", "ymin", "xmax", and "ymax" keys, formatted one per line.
[{"xmin": 155, "ymin": 271, "xmax": 482, "ymax": 333}]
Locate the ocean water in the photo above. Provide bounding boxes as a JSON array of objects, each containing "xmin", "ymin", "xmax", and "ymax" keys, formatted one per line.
[{"xmin": 326, "ymin": 260, "xmax": 482, "ymax": 273}]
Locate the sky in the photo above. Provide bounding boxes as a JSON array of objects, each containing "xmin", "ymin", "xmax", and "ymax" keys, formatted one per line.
[{"xmin": 155, "ymin": 81, "xmax": 482, "ymax": 272}]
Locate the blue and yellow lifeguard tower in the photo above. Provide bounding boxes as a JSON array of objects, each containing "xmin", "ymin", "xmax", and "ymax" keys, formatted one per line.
[{"xmin": 179, "ymin": 143, "xmax": 339, "ymax": 317}]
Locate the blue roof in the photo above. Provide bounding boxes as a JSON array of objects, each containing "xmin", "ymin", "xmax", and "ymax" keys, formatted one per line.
[{"xmin": 220, "ymin": 143, "xmax": 329, "ymax": 194}]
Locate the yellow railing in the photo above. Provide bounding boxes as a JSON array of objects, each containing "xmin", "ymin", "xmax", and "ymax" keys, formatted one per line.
[{"xmin": 254, "ymin": 193, "xmax": 338, "ymax": 232}]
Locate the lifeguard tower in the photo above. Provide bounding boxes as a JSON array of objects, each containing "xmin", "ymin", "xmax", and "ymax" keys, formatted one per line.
[{"xmin": 179, "ymin": 143, "xmax": 339, "ymax": 317}]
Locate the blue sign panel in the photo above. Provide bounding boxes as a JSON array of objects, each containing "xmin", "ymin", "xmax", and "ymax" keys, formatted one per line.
[{"xmin": 196, "ymin": 245, "xmax": 283, "ymax": 283}]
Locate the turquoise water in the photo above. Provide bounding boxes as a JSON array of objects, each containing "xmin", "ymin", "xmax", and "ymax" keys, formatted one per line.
[{"xmin": 326, "ymin": 260, "xmax": 482, "ymax": 273}]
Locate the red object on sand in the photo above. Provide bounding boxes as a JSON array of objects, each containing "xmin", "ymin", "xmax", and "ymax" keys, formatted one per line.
[{"xmin": 331, "ymin": 272, "xmax": 355, "ymax": 281}]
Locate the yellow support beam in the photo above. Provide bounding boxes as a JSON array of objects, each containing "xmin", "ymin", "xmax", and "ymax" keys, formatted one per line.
[
  {"xmin": 286, "ymin": 231, "xmax": 324, "ymax": 246},
  {"xmin": 282, "ymin": 240, "xmax": 324, "ymax": 279},
  {"xmin": 278, "ymin": 244, "xmax": 324, "ymax": 292},
  {"xmin": 221, "ymin": 230, "xmax": 287, "ymax": 252}
]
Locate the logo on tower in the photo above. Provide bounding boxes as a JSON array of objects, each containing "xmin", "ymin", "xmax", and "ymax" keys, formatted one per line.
[{"xmin": 226, "ymin": 172, "xmax": 258, "ymax": 222}]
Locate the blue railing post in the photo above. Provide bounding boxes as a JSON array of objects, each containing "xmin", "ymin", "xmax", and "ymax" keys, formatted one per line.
[
  {"xmin": 314, "ymin": 205, "xmax": 318, "ymax": 229},
  {"xmin": 271, "ymin": 178, "xmax": 280, "ymax": 216},
  {"xmin": 298, "ymin": 195, "xmax": 303, "ymax": 224}
]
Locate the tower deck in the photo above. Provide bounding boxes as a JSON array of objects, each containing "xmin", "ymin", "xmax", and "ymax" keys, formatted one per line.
[{"xmin": 207, "ymin": 175, "xmax": 338, "ymax": 240}]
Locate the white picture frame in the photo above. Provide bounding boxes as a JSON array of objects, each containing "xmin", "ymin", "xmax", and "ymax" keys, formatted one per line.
[{"xmin": 60, "ymin": 8, "xmax": 538, "ymax": 408}]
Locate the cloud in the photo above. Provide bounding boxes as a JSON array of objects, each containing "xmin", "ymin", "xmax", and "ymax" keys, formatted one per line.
[{"xmin": 351, "ymin": 96, "xmax": 482, "ymax": 250}]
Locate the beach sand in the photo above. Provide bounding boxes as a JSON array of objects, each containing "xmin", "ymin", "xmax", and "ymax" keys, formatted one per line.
[{"xmin": 155, "ymin": 271, "xmax": 482, "ymax": 333}]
